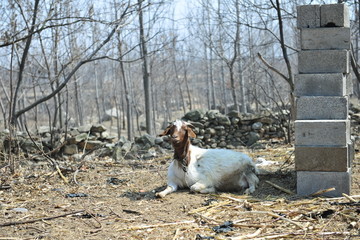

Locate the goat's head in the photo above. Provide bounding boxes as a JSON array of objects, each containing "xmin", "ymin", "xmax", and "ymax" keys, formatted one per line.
[{"xmin": 160, "ymin": 120, "xmax": 196, "ymax": 146}]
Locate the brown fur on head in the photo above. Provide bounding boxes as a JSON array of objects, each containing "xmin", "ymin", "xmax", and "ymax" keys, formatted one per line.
[
  {"xmin": 160, "ymin": 120, "xmax": 196, "ymax": 167},
  {"xmin": 160, "ymin": 120, "xmax": 196, "ymax": 146}
]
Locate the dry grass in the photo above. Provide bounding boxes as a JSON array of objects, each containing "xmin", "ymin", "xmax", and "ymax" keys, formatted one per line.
[{"xmin": 0, "ymin": 144, "xmax": 359, "ymax": 239}]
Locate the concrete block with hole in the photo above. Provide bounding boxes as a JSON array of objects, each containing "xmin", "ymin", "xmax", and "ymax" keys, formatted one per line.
[
  {"xmin": 295, "ymin": 146, "xmax": 350, "ymax": 172},
  {"xmin": 295, "ymin": 120, "xmax": 350, "ymax": 146},
  {"xmin": 297, "ymin": 169, "xmax": 351, "ymax": 196},
  {"xmin": 296, "ymin": 96, "xmax": 348, "ymax": 120},
  {"xmin": 297, "ymin": 5, "xmax": 320, "ymax": 28},
  {"xmin": 294, "ymin": 73, "xmax": 347, "ymax": 97},
  {"xmin": 321, "ymin": 4, "xmax": 349, "ymax": 27},
  {"xmin": 300, "ymin": 27, "xmax": 350, "ymax": 50},
  {"xmin": 298, "ymin": 50, "xmax": 349, "ymax": 74}
]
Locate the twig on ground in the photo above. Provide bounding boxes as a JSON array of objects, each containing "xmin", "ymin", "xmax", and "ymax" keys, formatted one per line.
[
  {"xmin": 188, "ymin": 200, "xmax": 232, "ymax": 214},
  {"xmin": 172, "ymin": 228, "xmax": 181, "ymax": 240},
  {"xmin": 342, "ymin": 193, "xmax": 357, "ymax": 203},
  {"xmin": 116, "ymin": 220, "xmax": 195, "ymax": 231},
  {"xmin": 0, "ymin": 210, "xmax": 85, "ymax": 227},
  {"xmin": 310, "ymin": 187, "xmax": 335, "ymax": 197},
  {"xmin": 230, "ymin": 225, "xmax": 267, "ymax": 239},
  {"xmin": 265, "ymin": 180, "xmax": 294, "ymax": 195},
  {"xmin": 267, "ymin": 212, "xmax": 305, "ymax": 230},
  {"xmin": 0, "ymin": 185, "xmax": 11, "ymax": 190}
]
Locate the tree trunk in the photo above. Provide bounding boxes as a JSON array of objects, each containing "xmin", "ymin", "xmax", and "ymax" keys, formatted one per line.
[
  {"xmin": 117, "ymin": 36, "xmax": 133, "ymax": 140},
  {"xmin": 138, "ymin": 0, "xmax": 154, "ymax": 135},
  {"xmin": 10, "ymin": 0, "xmax": 40, "ymax": 125},
  {"xmin": 182, "ymin": 61, "xmax": 192, "ymax": 111},
  {"xmin": 229, "ymin": 65, "xmax": 239, "ymax": 112},
  {"xmin": 94, "ymin": 62, "xmax": 102, "ymax": 123},
  {"xmin": 73, "ymin": 76, "xmax": 83, "ymax": 126},
  {"xmin": 172, "ymin": 38, "xmax": 186, "ymax": 114}
]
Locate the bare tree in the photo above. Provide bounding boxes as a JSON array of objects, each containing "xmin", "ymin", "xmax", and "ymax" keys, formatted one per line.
[
  {"xmin": 138, "ymin": 0, "xmax": 154, "ymax": 135},
  {"xmin": 7, "ymin": 1, "xmax": 134, "ymax": 129}
]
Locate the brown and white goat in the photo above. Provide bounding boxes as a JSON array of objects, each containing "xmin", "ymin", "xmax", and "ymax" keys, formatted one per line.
[{"xmin": 156, "ymin": 120, "xmax": 259, "ymax": 198}]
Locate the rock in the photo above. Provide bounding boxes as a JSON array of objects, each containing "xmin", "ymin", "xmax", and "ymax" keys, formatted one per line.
[
  {"xmin": 227, "ymin": 110, "xmax": 240, "ymax": 118},
  {"xmin": 216, "ymin": 115, "xmax": 231, "ymax": 126},
  {"xmin": 75, "ymin": 133, "xmax": 90, "ymax": 142},
  {"xmin": 91, "ymin": 124, "xmax": 107, "ymax": 133},
  {"xmin": 68, "ymin": 129, "xmax": 80, "ymax": 136},
  {"xmin": 154, "ymin": 137, "xmax": 164, "ymax": 145},
  {"xmin": 161, "ymin": 141, "xmax": 172, "ymax": 149},
  {"xmin": 78, "ymin": 124, "xmax": 92, "ymax": 133},
  {"xmin": 117, "ymin": 136, "xmax": 128, "ymax": 146},
  {"xmin": 246, "ymin": 132, "xmax": 260, "ymax": 146},
  {"xmin": 192, "ymin": 138, "xmax": 202, "ymax": 145},
  {"xmin": 20, "ymin": 139, "xmax": 41, "ymax": 153},
  {"xmin": 205, "ymin": 128, "xmax": 216, "ymax": 136},
  {"xmin": 142, "ymin": 149, "xmax": 157, "ymax": 159},
  {"xmin": 231, "ymin": 117, "xmax": 240, "ymax": 125},
  {"xmin": 259, "ymin": 117, "xmax": 273, "ymax": 125},
  {"xmin": 63, "ymin": 144, "xmax": 78, "ymax": 155},
  {"xmin": 37, "ymin": 126, "xmax": 50, "ymax": 135},
  {"xmin": 112, "ymin": 146, "xmax": 123, "ymax": 161},
  {"xmin": 207, "ymin": 110, "xmax": 220, "ymax": 120},
  {"xmin": 214, "ymin": 125, "xmax": 225, "ymax": 130},
  {"xmin": 189, "ymin": 121, "xmax": 205, "ymax": 129},
  {"xmin": 136, "ymin": 134, "xmax": 156, "ymax": 147},
  {"xmin": 100, "ymin": 131, "xmax": 109, "ymax": 139},
  {"xmin": 184, "ymin": 109, "xmax": 205, "ymax": 121},
  {"xmin": 252, "ymin": 122, "xmax": 263, "ymax": 130},
  {"xmin": 121, "ymin": 141, "xmax": 132, "ymax": 152},
  {"xmin": 78, "ymin": 140, "xmax": 104, "ymax": 150},
  {"xmin": 131, "ymin": 144, "xmax": 142, "ymax": 152}
]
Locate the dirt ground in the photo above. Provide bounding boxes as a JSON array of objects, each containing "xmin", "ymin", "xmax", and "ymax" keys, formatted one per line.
[{"xmin": 0, "ymin": 143, "xmax": 359, "ymax": 240}]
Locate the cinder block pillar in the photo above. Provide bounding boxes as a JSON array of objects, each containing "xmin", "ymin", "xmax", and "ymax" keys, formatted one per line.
[{"xmin": 296, "ymin": 3, "xmax": 353, "ymax": 197}]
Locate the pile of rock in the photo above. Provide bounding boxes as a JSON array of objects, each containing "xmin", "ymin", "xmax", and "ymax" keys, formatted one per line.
[
  {"xmin": 180, "ymin": 109, "xmax": 289, "ymax": 149},
  {"xmin": 0, "ymin": 109, "xmax": 290, "ymax": 162}
]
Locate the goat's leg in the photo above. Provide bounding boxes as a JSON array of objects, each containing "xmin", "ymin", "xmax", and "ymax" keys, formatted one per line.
[
  {"xmin": 156, "ymin": 183, "xmax": 178, "ymax": 198},
  {"xmin": 243, "ymin": 172, "xmax": 259, "ymax": 195},
  {"xmin": 190, "ymin": 182, "xmax": 216, "ymax": 194}
]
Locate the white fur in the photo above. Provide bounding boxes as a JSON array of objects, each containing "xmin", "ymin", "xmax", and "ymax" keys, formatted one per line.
[{"xmin": 157, "ymin": 144, "xmax": 259, "ymax": 198}]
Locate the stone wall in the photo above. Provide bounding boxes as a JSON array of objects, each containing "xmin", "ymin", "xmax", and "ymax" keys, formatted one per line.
[{"xmin": 180, "ymin": 109, "xmax": 289, "ymax": 149}]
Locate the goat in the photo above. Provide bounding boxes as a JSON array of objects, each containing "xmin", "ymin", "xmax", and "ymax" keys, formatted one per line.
[{"xmin": 156, "ymin": 120, "xmax": 259, "ymax": 198}]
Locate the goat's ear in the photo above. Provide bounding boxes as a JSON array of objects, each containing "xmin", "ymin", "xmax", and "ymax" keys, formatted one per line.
[
  {"xmin": 159, "ymin": 125, "xmax": 173, "ymax": 136},
  {"xmin": 187, "ymin": 127, "xmax": 196, "ymax": 138}
]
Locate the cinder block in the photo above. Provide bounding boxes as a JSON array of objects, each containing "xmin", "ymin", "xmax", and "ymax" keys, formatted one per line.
[
  {"xmin": 295, "ymin": 146, "xmax": 349, "ymax": 172},
  {"xmin": 298, "ymin": 50, "xmax": 349, "ymax": 74},
  {"xmin": 296, "ymin": 96, "xmax": 348, "ymax": 120},
  {"xmin": 300, "ymin": 28, "xmax": 350, "ymax": 50},
  {"xmin": 297, "ymin": 5, "xmax": 320, "ymax": 28},
  {"xmin": 295, "ymin": 120, "xmax": 350, "ymax": 146},
  {"xmin": 348, "ymin": 140, "xmax": 354, "ymax": 168},
  {"xmin": 294, "ymin": 73, "xmax": 346, "ymax": 97},
  {"xmin": 321, "ymin": 4, "xmax": 349, "ymax": 27},
  {"xmin": 297, "ymin": 169, "xmax": 351, "ymax": 197},
  {"xmin": 346, "ymin": 73, "xmax": 353, "ymax": 96}
]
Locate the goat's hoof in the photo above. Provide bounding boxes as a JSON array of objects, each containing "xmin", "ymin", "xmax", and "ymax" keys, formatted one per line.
[
  {"xmin": 155, "ymin": 192, "xmax": 166, "ymax": 198},
  {"xmin": 244, "ymin": 188, "xmax": 255, "ymax": 195}
]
